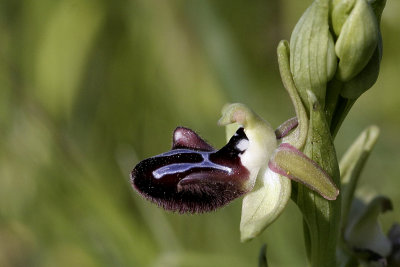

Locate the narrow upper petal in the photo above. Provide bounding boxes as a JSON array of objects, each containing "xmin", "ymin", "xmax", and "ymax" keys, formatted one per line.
[{"xmin": 172, "ymin": 127, "xmax": 214, "ymax": 151}]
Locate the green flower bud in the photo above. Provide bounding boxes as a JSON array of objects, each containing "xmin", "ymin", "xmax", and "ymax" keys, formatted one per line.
[
  {"xmin": 290, "ymin": 0, "xmax": 337, "ymax": 108},
  {"xmin": 340, "ymin": 40, "xmax": 381, "ymax": 99},
  {"xmin": 333, "ymin": 0, "xmax": 379, "ymax": 81},
  {"xmin": 332, "ymin": 0, "xmax": 356, "ymax": 35},
  {"xmin": 339, "ymin": 0, "xmax": 386, "ymax": 99}
]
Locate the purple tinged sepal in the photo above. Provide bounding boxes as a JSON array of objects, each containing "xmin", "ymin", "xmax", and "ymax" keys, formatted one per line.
[
  {"xmin": 269, "ymin": 143, "xmax": 339, "ymax": 200},
  {"xmin": 130, "ymin": 127, "xmax": 251, "ymax": 213}
]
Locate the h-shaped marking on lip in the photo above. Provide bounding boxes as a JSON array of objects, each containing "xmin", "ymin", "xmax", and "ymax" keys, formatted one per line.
[{"xmin": 152, "ymin": 152, "xmax": 233, "ymax": 179}]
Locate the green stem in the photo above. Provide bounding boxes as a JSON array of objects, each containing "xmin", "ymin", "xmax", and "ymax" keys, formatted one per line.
[{"xmin": 296, "ymin": 91, "xmax": 341, "ymax": 267}]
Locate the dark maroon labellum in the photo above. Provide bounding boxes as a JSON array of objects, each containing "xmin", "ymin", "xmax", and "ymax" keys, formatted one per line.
[{"xmin": 130, "ymin": 127, "xmax": 250, "ymax": 213}]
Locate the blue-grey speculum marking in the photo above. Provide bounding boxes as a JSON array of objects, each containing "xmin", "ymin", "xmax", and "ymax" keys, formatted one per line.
[{"xmin": 153, "ymin": 151, "xmax": 233, "ymax": 179}]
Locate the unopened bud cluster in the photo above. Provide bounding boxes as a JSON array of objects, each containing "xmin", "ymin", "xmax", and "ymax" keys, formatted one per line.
[{"xmin": 290, "ymin": 0, "xmax": 385, "ymax": 108}]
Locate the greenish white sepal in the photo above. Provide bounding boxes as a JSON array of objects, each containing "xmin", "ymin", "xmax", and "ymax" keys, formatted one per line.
[
  {"xmin": 240, "ymin": 168, "xmax": 291, "ymax": 242},
  {"xmin": 219, "ymin": 103, "xmax": 292, "ymax": 242}
]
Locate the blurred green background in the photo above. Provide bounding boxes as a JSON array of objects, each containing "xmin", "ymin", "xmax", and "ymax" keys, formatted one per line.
[{"xmin": 0, "ymin": 0, "xmax": 399, "ymax": 266}]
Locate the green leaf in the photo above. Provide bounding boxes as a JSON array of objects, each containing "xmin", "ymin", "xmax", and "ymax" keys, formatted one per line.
[{"xmin": 340, "ymin": 125, "xmax": 380, "ymax": 223}]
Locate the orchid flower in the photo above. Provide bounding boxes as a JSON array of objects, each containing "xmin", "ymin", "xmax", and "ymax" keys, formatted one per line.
[
  {"xmin": 218, "ymin": 101, "xmax": 338, "ymax": 241},
  {"xmin": 130, "ymin": 41, "xmax": 338, "ymax": 241}
]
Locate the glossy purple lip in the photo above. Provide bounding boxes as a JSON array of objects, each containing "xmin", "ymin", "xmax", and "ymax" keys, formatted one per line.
[{"xmin": 130, "ymin": 127, "xmax": 250, "ymax": 213}]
